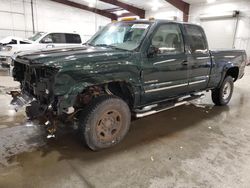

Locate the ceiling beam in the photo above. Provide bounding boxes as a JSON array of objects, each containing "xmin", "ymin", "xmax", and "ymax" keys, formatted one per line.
[
  {"xmin": 99, "ymin": 0, "xmax": 145, "ymax": 18},
  {"xmin": 50, "ymin": 0, "xmax": 117, "ymax": 20},
  {"xmin": 164, "ymin": 0, "xmax": 190, "ymax": 22}
]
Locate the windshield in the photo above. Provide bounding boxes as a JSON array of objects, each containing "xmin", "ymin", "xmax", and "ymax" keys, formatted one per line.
[
  {"xmin": 28, "ymin": 32, "xmax": 45, "ymax": 41},
  {"xmin": 88, "ymin": 22, "xmax": 151, "ymax": 51}
]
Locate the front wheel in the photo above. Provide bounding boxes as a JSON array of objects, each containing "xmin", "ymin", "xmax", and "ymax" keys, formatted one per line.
[
  {"xmin": 79, "ymin": 95, "xmax": 131, "ymax": 151},
  {"xmin": 212, "ymin": 76, "xmax": 234, "ymax": 106}
]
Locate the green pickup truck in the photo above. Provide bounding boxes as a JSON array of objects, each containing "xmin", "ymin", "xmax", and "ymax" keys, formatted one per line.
[{"xmin": 11, "ymin": 19, "xmax": 247, "ymax": 150}]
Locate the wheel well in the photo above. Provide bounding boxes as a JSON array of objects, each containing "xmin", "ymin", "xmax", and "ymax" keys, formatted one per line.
[
  {"xmin": 226, "ymin": 67, "xmax": 239, "ymax": 81},
  {"xmin": 105, "ymin": 82, "xmax": 134, "ymax": 108},
  {"xmin": 75, "ymin": 82, "xmax": 134, "ymax": 109}
]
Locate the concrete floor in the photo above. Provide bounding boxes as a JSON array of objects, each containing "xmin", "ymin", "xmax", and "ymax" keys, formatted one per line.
[{"xmin": 0, "ymin": 67, "xmax": 250, "ymax": 188}]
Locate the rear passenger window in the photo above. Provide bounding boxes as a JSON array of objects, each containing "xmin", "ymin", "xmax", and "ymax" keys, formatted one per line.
[
  {"xmin": 65, "ymin": 34, "xmax": 82, "ymax": 43},
  {"xmin": 184, "ymin": 25, "xmax": 208, "ymax": 53},
  {"xmin": 151, "ymin": 24, "xmax": 184, "ymax": 54}
]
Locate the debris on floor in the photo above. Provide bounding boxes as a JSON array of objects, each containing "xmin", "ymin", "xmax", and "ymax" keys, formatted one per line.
[{"xmin": 150, "ymin": 156, "xmax": 154, "ymax": 161}]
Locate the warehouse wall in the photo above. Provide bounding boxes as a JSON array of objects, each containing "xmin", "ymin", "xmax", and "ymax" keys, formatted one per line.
[
  {"xmin": 0, "ymin": 0, "xmax": 31, "ymax": 39},
  {"xmin": 189, "ymin": 0, "xmax": 250, "ymax": 59},
  {"xmin": 146, "ymin": 7, "xmax": 183, "ymax": 21},
  {"xmin": 0, "ymin": 0, "xmax": 111, "ymax": 42}
]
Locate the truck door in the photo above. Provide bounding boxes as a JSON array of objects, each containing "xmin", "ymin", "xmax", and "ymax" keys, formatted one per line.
[
  {"xmin": 184, "ymin": 25, "xmax": 211, "ymax": 92},
  {"xmin": 142, "ymin": 23, "xmax": 188, "ymax": 104}
]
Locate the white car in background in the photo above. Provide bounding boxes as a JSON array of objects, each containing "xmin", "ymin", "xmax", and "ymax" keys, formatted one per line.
[
  {"xmin": 0, "ymin": 36, "xmax": 29, "ymax": 46},
  {"xmin": 0, "ymin": 32, "xmax": 83, "ymax": 67},
  {"xmin": 0, "ymin": 36, "xmax": 31, "ymax": 66}
]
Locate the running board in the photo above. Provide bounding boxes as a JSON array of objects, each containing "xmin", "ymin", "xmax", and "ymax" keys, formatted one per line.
[
  {"xmin": 136, "ymin": 101, "xmax": 187, "ymax": 118},
  {"xmin": 135, "ymin": 94, "xmax": 203, "ymax": 118}
]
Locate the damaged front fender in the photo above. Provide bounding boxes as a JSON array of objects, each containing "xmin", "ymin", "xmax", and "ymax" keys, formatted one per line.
[{"xmin": 55, "ymin": 82, "xmax": 93, "ymax": 113}]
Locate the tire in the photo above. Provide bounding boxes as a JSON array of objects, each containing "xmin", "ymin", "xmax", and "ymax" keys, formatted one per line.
[
  {"xmin": 79, "ymin": 95, "xmax": 131, "ymax": 151},
  {"xmin": 212, "ymin": 76, "xmax": 234, "ymax": 106}
]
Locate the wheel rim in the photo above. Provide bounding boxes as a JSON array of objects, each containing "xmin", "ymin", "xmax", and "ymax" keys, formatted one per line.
[
  {"xmin": 222, "ymin": 82, "xmax": 231, "ymax": 100},
  {"xmin": 96, "ymin": 110, "xmax": 122, "ymax": 143}
]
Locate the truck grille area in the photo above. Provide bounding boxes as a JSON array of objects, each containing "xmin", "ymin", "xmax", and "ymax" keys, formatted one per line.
[{"xmin": 13, "ymin": 61, "xmax": 58, "ymax": 105}]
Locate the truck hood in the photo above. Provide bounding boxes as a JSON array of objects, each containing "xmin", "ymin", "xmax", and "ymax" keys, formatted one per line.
[{"xmin": 13, "ymin": 45, "xmax": 132, "ymax": 68}]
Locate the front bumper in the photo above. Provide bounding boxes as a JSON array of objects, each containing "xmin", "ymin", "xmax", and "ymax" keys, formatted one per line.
[
  {"xmin": 0, "ymin": 56, "xmax": 12, "ymax": 67},
  {"xmin": 9, "ymin": 91, "xmax": 33, "ymax": 111}
]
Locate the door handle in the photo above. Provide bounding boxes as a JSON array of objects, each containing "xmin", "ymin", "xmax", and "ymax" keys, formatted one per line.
[
  {"xmin": 182, "ymin": 60, "xmax": 188, "ymax": 66},
  {"xmin": 46, "ymin": 44, "xmax": 55, "ymax": 48}
]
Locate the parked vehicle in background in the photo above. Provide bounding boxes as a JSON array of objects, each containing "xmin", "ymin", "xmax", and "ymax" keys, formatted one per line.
[
  {"xmin": 0, "ymin": 36, "xmax": 30, "ymax": 46},
  {"xmin": 11, "ymin": 19, "xmax": 247, "ymax": 151},
  {"xmin": 0, "ymin": 36, "xmax": 32, "ymax": 66},
  {"xmin": 0, "ymin": 32, "xmax": 82, "ymax": 67}
]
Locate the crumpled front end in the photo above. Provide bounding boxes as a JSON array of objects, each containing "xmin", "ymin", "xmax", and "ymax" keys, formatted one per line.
[
  {"xmin": 10, "ymin": 59, "xmax": 65, "ymax": 136},
  {"xmin": 12, "ymin": 59, "xmax": 59, "ymax": 116}
]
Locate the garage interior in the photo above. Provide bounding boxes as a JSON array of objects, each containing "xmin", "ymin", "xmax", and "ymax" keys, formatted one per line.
[{"xmin": 0, "ymin": 0, "xmax": 250, "ymax": 187}]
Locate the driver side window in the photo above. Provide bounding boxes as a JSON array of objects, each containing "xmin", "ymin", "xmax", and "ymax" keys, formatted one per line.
[
  {"xmin": 151, "ymin": 24, "xmax": 184, "ymax": 55},
  {"xmin": 40, "ymin": 33, "xmax": 67, "ymax": 44},
  {"xmin": 40, "ymin": 34, "xmax": 53, "ymax": 43}
]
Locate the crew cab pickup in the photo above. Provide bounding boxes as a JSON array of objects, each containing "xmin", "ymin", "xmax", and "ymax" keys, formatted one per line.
[{"xmin": 11, "ymin": 19, "xmax": 247, "ymax": 150}]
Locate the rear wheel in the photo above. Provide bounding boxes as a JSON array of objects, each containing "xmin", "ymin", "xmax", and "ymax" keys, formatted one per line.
[
  {"xmin": 79, "ymin": 95, "xmax": 131, "ymax": 151},
  {"xmin": 212, "ymin": 76, "xmax": 234, "ymax": 106}
]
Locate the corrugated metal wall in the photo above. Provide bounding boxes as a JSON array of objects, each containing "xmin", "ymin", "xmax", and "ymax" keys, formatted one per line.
[
  {"xmin": 0, "ymin": 0, "xmax": 33, "ymax": 39},
  {"xmin": 189, "ymin": 0, "xmax": 250, "ymax": 61},
  {"xmin": 0, "ymin": 0, "xmax": 111, "ymax": 42}
]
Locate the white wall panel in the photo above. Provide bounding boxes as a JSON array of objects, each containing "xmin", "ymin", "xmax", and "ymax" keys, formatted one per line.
[
  {"xmin": 33, "ymin": 0, "xmax": 110, "ymax": 42},
  {"xmin": 0, "ymin": 12, "xmax": 13, "ymax": 29},
  {"xmin": 10, "ymin": 0, "xmax": 25, "ymax": 13},
  {"xmin": 0, "ymin": 0, "xmax": 111, "ymax": 42},
  {"xmin": 234, "ymin": 11, "xmax": 250, "ymax": 59},
  {"xmin": 12, "ymin": 14, "xmax": 26, "ymax": 30},
  {"xmin": 146, "ymin": 7, "xmax": 183, "ymax": 21},
  {"xmin": 13, "ymin": 30, "xmax": 26, "ymax": 37},
  {"xmin": 0, "ymin": 0, "xmax": 12, "ymax": 11},
  {"xmin": 201, "ymin": 19, "xmax": 236, "ymax": 49},
  {"xmin": 189, "ymin": 0, "xmax": 250, "ymax": 59}
]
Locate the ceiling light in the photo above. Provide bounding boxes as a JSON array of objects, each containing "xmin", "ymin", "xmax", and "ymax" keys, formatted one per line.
[
  {"xmin": 207, "ymin": 0, "xmax": 216, "ymax": 3},
  {"xmin": 88, "ymin": 3, "xmax": 95, "ymax": 7},
  {"xmin": 82, "ymin": 0, "xmax": 96, "ymax": 7},
  {"xmin": 148, "ymin": 0, "xmax": 163, "ymax": 11},
  {"xmin": 114, "ymin": 10, "xmax": 129, "ymax": 16},
  {"xmin": 151, "ymin": 7, "xmax": 159, "ymax": 11}
]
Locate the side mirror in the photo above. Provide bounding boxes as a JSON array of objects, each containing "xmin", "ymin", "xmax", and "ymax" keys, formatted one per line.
[
  {"xmin": 147, "ymin": 46, "xmax": 159, "ymax": 58},
  {"xmin": 41, "ymin": 37, "xmax": 53, "ymax": 44}
]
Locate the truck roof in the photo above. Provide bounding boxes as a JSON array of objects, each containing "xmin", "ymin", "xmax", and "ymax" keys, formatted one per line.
[{"xmin": 120, "ymin": 19, "xmax": 200, "ymax": 27}]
